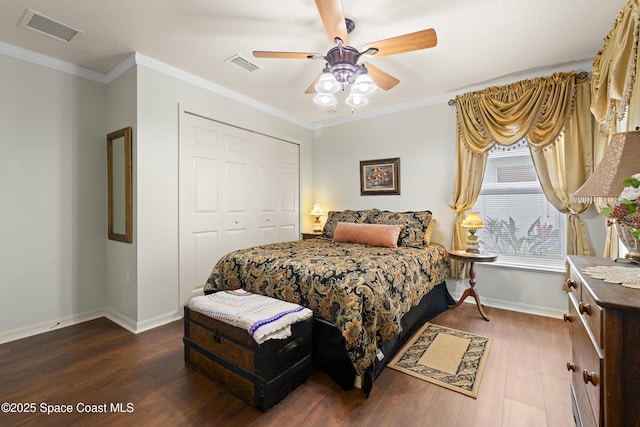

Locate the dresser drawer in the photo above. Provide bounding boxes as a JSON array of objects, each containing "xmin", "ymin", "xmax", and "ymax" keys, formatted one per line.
[
  {"xmin": 566, "ymin": 273, "xmax": 581, "ymax": 299},
  {"xmin": 579, "ymin": 286, "xmax": 603, "ymax": 349},
  {"xmin": 569, "ymin": 295, "xmax": 602, "ymax": 426}
]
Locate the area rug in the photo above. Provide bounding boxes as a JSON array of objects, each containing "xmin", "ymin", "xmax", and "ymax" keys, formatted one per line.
[{"xmin": 388, "ymin": 323, "xmax": 491, "ymax": 398}]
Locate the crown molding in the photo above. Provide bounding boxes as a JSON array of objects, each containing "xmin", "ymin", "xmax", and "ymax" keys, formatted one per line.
[
  {"xmin": 131, "ymin": 53, "xmax": 312, "ymax": 129},
  {"xmin": 0, "ymin": 41, "xmax": 312, "ymax": 128},
  {"xmin": 0, "ymin": 41, "xmax": 105, "ymax": 82},
  {"xmin": 0, "ymin": 41, "xmax": 595, "ymax": 130}
]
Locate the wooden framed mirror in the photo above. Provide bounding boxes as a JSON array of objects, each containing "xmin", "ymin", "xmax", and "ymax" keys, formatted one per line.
[{"xmin": 107, "ymin": 127, "xmax": 132, "ymax": 243}]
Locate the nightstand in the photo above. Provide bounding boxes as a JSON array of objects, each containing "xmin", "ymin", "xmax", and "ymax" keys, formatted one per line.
[
  {"xmin": 301, "ymin": 232, "xmax": 322, "ymax": 240},
  {"xmin": 447, "ymin": 249, "xmax": 498, "ymax": 321}
]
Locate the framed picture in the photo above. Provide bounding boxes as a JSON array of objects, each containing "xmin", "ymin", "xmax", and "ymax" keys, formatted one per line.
[{"xmin": 360, "ymin": 157, "xmax": 400, "ymax": 195}]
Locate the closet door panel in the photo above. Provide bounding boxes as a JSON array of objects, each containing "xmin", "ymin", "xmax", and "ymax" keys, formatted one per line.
[
  {"xmin": 179, "ymin": 115, "xmax": 222, "ymax": 305},
  {"xmin": 255, "ymin": 134, "xmax": 280, "ymax": 244},
  {"xmin": 221, "ymin": 130, "xmax": 253, "ymax": 254},
  {"xmin": 277, "ymin": 141, "xmax": 299, "ymax": 242}
]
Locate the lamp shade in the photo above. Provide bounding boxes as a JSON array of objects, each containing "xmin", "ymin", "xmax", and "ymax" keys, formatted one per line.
[
  {"xmin": 313, "ymin": 92, "xmax": 337, "ymax": 107},
  {"xmin": 571, "ymin": 130, "xmax": 640, "ymax": 204},
  {"xmin": 351, "ymin": 73, "xmax": 377, "ymax": 95},
  {"xmin": 315, "ymin": 69, "xmax": 340, "ymax": 93},
  {"xmin": 461, "ymin": 212, "xmax": 484, "ymax": 229},
  {"xmin": 345, "ymin": 92, "xmax": 369, "ymax": 107},
  {"xmin": 310, "ymin": 203, "xmax": 324, "ymax": 217}
]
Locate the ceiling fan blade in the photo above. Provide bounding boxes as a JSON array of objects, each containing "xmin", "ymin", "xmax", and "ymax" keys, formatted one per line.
[
  {"xmin": 363, "ymin": 62, "xmax": 400, "ymax": 90},
  {"xmin": 315, "ymin": 0, "xmax": 349, "ymax": 45},
  {"xmin": 305, "ymin": 73, "xmax": 323, "ymax": 94},
  {"xmin": 253, "ymin": 51, "xmax": 322, "ymax": 59},
  {"xmin": 362, "ymin": 28, "xmax": 437, "ymax": 58}
]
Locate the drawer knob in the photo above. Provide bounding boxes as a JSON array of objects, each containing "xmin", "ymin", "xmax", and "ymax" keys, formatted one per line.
[
  {"xmin": 579, "ymin": 302, "xmax": 592, "ymax": 316},
  {"xmin": 566, "ymin": 279, "xmax": 577, "ymax": 289},
  {"xmin": 563, "ymin": 313, "xmax": 573, "ymax": 323},
  {"xmin": 566, "ymin": 362, "xmax": 576, "ymax": 372},
  {"xmin": 583, "ymin": 370, "xmax": 598, "ymax": 386}
]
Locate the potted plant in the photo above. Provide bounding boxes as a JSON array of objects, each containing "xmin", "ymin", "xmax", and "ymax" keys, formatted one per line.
[{"xmin": 601, "ymin": 174, "xmax": 640, "ymax": 261}]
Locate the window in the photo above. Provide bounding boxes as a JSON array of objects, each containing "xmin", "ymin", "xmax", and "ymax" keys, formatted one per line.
[{"xmin": 471, "ymin": 143, "xmax": 566, "ymax": 270}]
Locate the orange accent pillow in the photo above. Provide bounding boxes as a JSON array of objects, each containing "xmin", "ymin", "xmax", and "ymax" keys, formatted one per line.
[{"xmin": 332, "ymin": 222, "xmax": 404, "ymax": 248}]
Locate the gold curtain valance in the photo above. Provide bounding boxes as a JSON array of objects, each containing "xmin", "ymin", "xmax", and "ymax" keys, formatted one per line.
[
  {"xmin": 448, "ymin": 72, "xmax": 593, "ymax": 278},
  {"xmin": 455, "ymin": 71, "xmax": 576, "ymax": 153},
  {"xmin": 591, "ymin": 0, "xmax": 640, "ymax": 133}
]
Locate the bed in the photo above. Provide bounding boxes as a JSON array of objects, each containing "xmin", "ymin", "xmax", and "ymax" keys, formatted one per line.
[{"xmin": 203, "ymin": 209, "xmax": 452, "ymax": 396}]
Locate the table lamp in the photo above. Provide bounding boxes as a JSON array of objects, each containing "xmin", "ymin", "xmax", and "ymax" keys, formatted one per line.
[
  {"xmin": 310, "ymin": 203, "xmax": 325, "ymax": 233},
  {"xmin": 462, "ymin": 211, "xmax": 484, "ymax": 253},
  {"xmin": 570, "ymin": 130, "xmax": 640, "ymax": 262}
]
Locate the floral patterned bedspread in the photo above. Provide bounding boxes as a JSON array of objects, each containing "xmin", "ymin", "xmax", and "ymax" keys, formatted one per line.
[{"xmin": 203, "ymin": 238, "xmax": 450, "ymax": 375}]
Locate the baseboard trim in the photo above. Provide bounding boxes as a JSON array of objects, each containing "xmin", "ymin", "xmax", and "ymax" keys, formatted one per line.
[
  {"xmin": 1, "ymin": 308, "xmax": 184, "ymax": 345},
  {"xmin": 135, "ymin": 310, "xmax": 183, "ymax": 333},
  {"xmin": 449, "ymin": 291, "xmax": 566, "ymax": 319},
  {"xmin": 0, "ymin": 308, "xmax": 105, "ymax": 344},
  {"xmin": 0, "ymin": 295, "xmax": 563, "ymax": 345},
  {"xmin": 103, "ymin": 308, "xmax": 137, "ymax": 333},
  {"xmin": 103, "ymin": 309, "xmax": 183, "ymax": 334}
]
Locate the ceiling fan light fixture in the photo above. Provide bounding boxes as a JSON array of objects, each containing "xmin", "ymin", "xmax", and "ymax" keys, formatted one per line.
[
  {"xmin": 315, "ymin": 68, "xmax": 340, "ymax": 93},
  {"xmin": 313, "ymin": 92, "xmax": 338, "ymax": 107},
  {"xmin": 351, "ymin": 72, "xmax": 377, "ymax": 95},
  {"xmin": 345, "ymin": 93, "xmax": 368, "ymax": 107}
]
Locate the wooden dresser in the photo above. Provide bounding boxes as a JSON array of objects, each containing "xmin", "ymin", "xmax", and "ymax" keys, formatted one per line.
[{"xmin": 565, "ymin": 256, "xmax": 640, "ymax": 427}]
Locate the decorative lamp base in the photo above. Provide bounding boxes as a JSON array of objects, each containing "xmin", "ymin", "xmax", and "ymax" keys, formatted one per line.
[
  {"xmin": 466, "ymin": 231, "xmax": 480, "ymax": 254},
  {"xmin": 312, "ymin": 217, "xmax": 322, "ymax": 233}
]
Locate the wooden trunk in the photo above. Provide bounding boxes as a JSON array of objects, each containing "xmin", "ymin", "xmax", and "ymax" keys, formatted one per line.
[{"xmin": 183, "ymin": 306, "xmax": 313, "ymax": 411}]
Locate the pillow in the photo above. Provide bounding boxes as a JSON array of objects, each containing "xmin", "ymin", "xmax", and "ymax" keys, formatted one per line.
[
  {"xmin": 368, "ymin": 210, "xmax": 433, "ymax": 248},
  {"xmin": 321, "ymin": 210, "xmax": 371, "ymax": 239},
  {"xmin": 332, "ymin": 222, "xmax": 404, "ymax": 248},
  {"xmin": 424, "ymin": 218, "xmax": 436, "ymax": 244}
]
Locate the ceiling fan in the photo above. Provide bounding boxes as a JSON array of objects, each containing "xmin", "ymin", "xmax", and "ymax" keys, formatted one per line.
[{"xmin": 253, "ymin": 0, "xmax": 437, "ymax": 107}]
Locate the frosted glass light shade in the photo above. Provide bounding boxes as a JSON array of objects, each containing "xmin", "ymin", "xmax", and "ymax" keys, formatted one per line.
[
  {"xmin": 345, "ymin": 93, "xmax": 368, "ymax": 107},
  {"xmin": 351, "ymin": 73, "xmax": 377, "ymax": 95},
  {"xmin": 315, "ymin": 71, "xmax": 340, "ymax": 93},
  {"xmin": 313, "ymin": 93, "xmax": 337, "ymax": 106}
]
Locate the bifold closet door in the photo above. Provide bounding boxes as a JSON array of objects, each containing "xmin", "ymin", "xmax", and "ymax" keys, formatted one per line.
[
  {"xmin": 255, "ymin": 134, "xmax": 299, "ymax": 246},
  {"xmin": 179, "ymin": 112, "xmax": 299, "ymax": 306}
]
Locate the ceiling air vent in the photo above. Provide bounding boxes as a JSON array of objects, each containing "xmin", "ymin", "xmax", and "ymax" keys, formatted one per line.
[
  {"xmin": 20, "ymin": 9, "xmax": 83, "ymax": 43},
  {"xmin": 225, "ymin": 54, "xmax": 262, "ymax": 72}
]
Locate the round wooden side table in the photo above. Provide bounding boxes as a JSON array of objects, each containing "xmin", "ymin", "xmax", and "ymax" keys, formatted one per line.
[{"xmin": 448, "ymin": 249, "xmax": 498, "ymax": 321}]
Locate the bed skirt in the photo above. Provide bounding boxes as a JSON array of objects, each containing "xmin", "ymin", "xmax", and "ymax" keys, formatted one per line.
[{"xmin": 312, "ymin": 280, "xmax": 454, "ymax": 396}]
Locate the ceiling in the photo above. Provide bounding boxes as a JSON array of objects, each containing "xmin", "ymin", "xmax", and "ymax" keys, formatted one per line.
[{"xmin": 0, "ymin": 0, "xmax": 629, "ymax": 126}]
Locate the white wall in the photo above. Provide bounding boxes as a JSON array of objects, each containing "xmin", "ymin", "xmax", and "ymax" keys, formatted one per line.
[
  {"xmin": 105, "ymin": 67, "xmax": 138, "ymax": 323},
  {"xmin": 0, "ymin": 54, "xmax": 107, "ymax": 334},
  {"xmin": 311, "ymin": 103, "xmax": 456, "ymax": 245},
  {"xmin": 134, "ymin": 64, "xmax": 313, "ymax": 324},
  {"xmin": 311, "ymin": 96, "xmax": 607, "ymax": 318}
]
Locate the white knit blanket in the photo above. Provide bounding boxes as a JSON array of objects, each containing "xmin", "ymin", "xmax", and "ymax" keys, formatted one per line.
[{"xmin": 189, "ymin": 290, "xmax": 312, "ymax": 344}]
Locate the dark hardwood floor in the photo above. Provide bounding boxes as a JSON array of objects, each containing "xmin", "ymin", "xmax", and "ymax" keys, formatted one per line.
[{"xmin": 0, "ymin": 303, "xmax": 572, "ymax": 426}]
